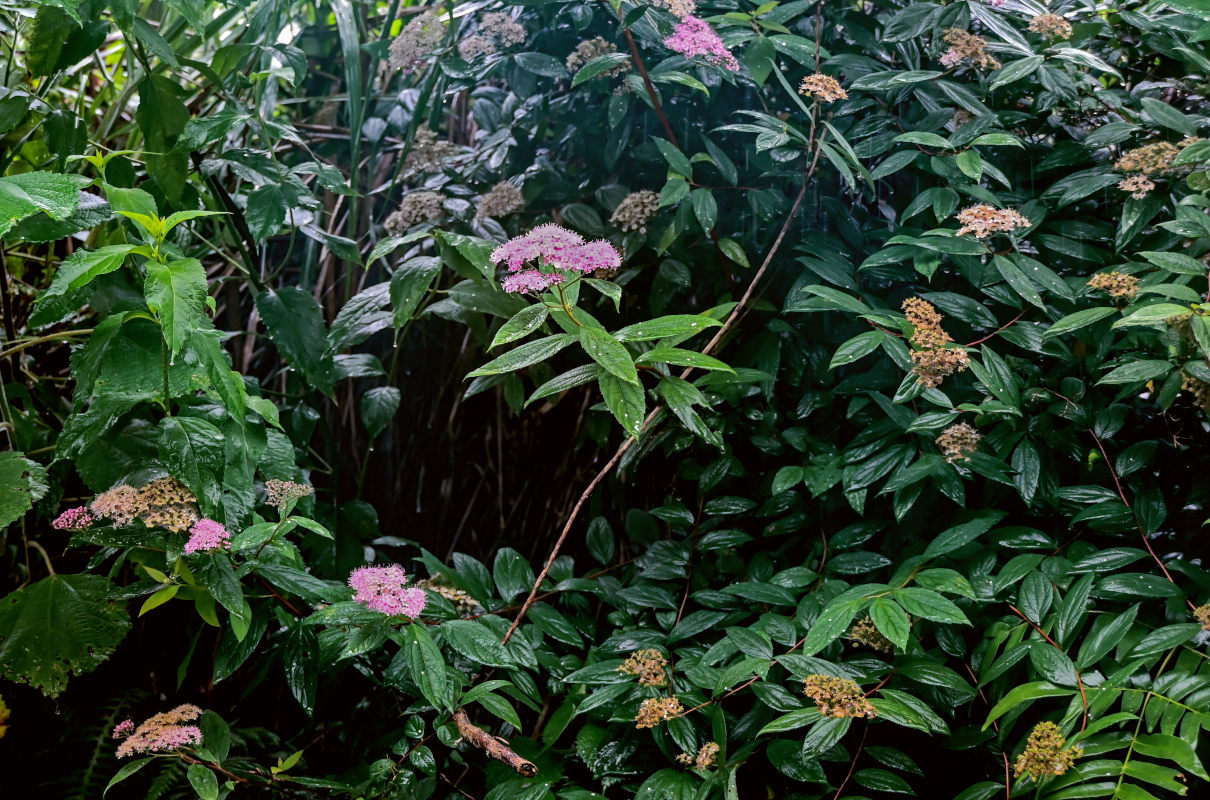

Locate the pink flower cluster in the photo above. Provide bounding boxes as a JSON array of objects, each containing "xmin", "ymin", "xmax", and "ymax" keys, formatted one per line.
[
  {"xmin": 664, "ymin": 16, "xmax": 739, "ymax": 71},
  {"xmin": 490, "ymin": 223, "xmax": 622, "ymax": 294},
  {"xmin": 114, "ymin": 704, "xmax": 203, "ymax": 758},
  {"xmin": 52, "ymin": 506, "xmax": 94, "ymax": 531},
  {"xmin": 184, "ymin": 518, "xmax": 230, "ymax": 554},
  {"xmin": 349, "ymin": 564, "xmax": 428, "ymax": 618}
]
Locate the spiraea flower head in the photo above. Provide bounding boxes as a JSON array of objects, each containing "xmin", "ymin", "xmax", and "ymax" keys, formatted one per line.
[
  {"xmin": 491, "ymin": 224, "xmax": 622, "ymax": 294},
  {"xmin": 937, "ymin": 422, "xmax": 982, "ymax": 463},
  {"xmin": 694, "ymin": 742, "xmax": 720, "ymax": 769},
  {"xmin": 184, "ymin": 519, "xmax": 231, "ymax": 554},
  {"xmin": 635, "ymin": 696, "xmax": 684, "ymax": 729},
  {"xmin": 480, "ymin": 12, "xmax": 526, "ymax": 47},
  {"xmin": 1181, "ymin": 374, "xmax": 1210, "ymax": 411},
  {"xmin": 566, "ymin": 37, "xmax": 630, "ymax": 76},
  {"xmin": 476, "ymin": 181, "xmax": 525, "ymax": 219},
  {"xmin": 611, "ymin": 190, "xmax": 660, "ymax": 233},
  {"xmin": 665, "ymin": 16, "xmax": 739, "ymax": 71},
  {"xmin": 385, "ymin": 191, "xmax": 446, "ymax": 235},
  {"xmin": 803, "ymin": 674, "xmax": 877, "ymax": 719},
  {"xmin": 652, "ymin": 0, "xmax": 696, "ymax": 18},
  {"xmin": 798, "ymin": 73, "xmax": 848, "ymax": 103},
  {"xmin": 848, "ymin": 615, "xmax": 895, "ymax": 653},
  {"xmin": 940, "ymin": 28, "xmax": 1001, "ymax": 70},
  {"xmin": 112, "ymin": 719, "xmax": 135, "ymax": 739},
  {"xmin": 265, "ymin": 479, "xmax": 314, "ymax": 509},
  {"xmin": 1118, "ymin": 174, "xmax": 1156, "ymax": 199},
  {"xmin": 91, "ymin": 485, "xmax": 145, "ymax": 526},
  {"xmin": 1028, "ymin": 13, "xmax": 1073, "ymax": 39},
  {"xmin": 138, "ymin": 477, "xmax": 198, "ymax": 534},
  {"xmin": 1115, "ymin": 142, "xmax": 1181, "ymax": 176},
  {"xmin": 1013, "ymin": 721, "xmax": 1082, "ymax": 780},
  {"xmin": 349, "ymin": 564, "xmax": 427, "ymax": 618},
  {"xmin": 458, "ymin": 34, "xmax": 495, "ymax": 60},
  {"xmin": 389, "ymin": 10, "xmax": 445, "ymax": 73},
  {"xmin": 115, "ymin": 705, "xmax": 204, "ymax": 758},
  {"xmin": 902, "ymin": 298, "xmax": 969, "ymax": 388},
  {"xmin": 1195, "ymin": 604, "xmax": 1210, "ymax": 631},
  {"xmin": 404, "ymin": 126, "xmax": 459, "ymax": 175},
  {"xmin": 53, "ymin": 506, "xmax": 95, "ymax": 531},
  {"xmin": 618, "ymin": 648, "xmax": 669, "ymax": 687},
  {"xmin": 955, "ymin": 204, "xmax": 1031, "ymax": 238},
  {"xmin": 1087, "ymin": 271, "xmax": 1139, "ymax": 299}
]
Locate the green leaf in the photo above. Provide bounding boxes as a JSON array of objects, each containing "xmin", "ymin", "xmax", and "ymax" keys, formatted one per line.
[
  {"xmin": 990, "ymin": 55, "xmax": 1043, "ymax": 89},
  {"xmin": 598, "ymin": 372, "xmax": 647, "ymax": 435},
  {"xmin": 894, "ymin": 587, "xmax": 970, "ymax": 624},
  {"xmin": 993, "ymin": 255, "xmax": 1045, "ymax": 308},
  {"xmin": 139, "ymin": 584, "xmax": 179, "ymax": 616},
  {"xmin": 801, "ymin": 598, "xmax": 861, "ymax": 656},
  {"xmin": 39, "ymin": 244, "xmax": 135, "ymax": 300},
  {"xmin": 405, "ymin": 622, "xmax": 450, "ymax": 711},
  {"xmin": 613, "ymin": 315, "xmax": 723, "ymax": 342},
  {"xmin": 0, "ymin": 171, "xmax": 86, "ymax": 238},
  {"xmin": 256, "ymin": 288, "xmax": 337, "ymax": 395},
  {"xmin": 1043, "ymin": 307, "xmax": 1118, "ymax": 338},
  {"xmin": 571, "ymin": 52, "xmax": 631, "ymax": 86},
  {"xmin": 636, "ymin": 346, "xmax": 733, "ymax": 372},
  {"xmin": 493, "ymin": 547, "xmax": 535, "ymax": 601},
  {"xmin": 1140, "ymin": 97, "xmax": 1199, "ymax": 137},
  {"xmin": 186, "ymin": 764, "xmax": 219, "ymax": 800},
  {"xmin": 390, "ymin": 256, "xmax": 442, "ymax": 328},
  {"xmin": 580, "ymin": 325, "xmax": 639, "ymax": 385},
  {"xmin": 923, "ymin": 513, "xmax": 1005, "ymax": 559},
  {"xmin": 104, "ymin": 757, "xmax": 154, "ymax": 796},
  {"xmin": 982, "ymin": 682, "xmax": 1071, "ymax": 730},
  {"xmin": 0, "ymin": 451, "xmax": 49, "ymax": 530},
  {"xmin": 514, "ymin": 51, "xmax": 567, "ymax": 78},
  {"xmin": 525, "ymin": 364, "xmax": 601, "ymax": 406},
  {"xmin": 442, "ymin": 619, "xmax": 511, "ymax": 666},
  {"xmin": 1112, "ymin": 304, "xmax": 1192, "ymax": 328},
  {"xmin": 145, "ymin": 257, "xmax": 208, "ymax": 362},
  {"xmin": 652, "ymin": 137, "xmax": 693, "ymax": 178},
  {"xmin": 361, "ymin": 386, "xmax": 400, "ymax": 441},
  {"xmin": 658, "ymin": 376, "xmax": 722, "ymax": 448},
  {"xmin": 869, "ymin": 598, "xmax": 911, "ymax": 649},
  {"xmin": 1098, "ymin": 360, "xmax": 1173, "ymax": 386},
  {"xmin": 491, "ymin": 305, "xmax": 549, "ymax": 349},
  {"xmin": 829, "ymin": 331, "xmax": 884, "ymax": 369},
  {"xmin": 1138, "ymin": 251, "xmax": 1207, "ymax": 276},
  {"xmin": 467, "ymin": 333, "xmax": 576, "ymax": 378},
  {"xmin": 0, "ymin": 574, "xmax": 131, "ymax": 698}
]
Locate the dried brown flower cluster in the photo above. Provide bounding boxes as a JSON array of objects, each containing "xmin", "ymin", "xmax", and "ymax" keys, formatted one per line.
[
  {"xmin": 567, "ymin": 37, "xmax": 630, "ymax": 77},
  {"xmin": 91, "ymin": 478, "xmax": 199, "ymax": 533},
  {"xmin": 114, "ymin": 704, "xmax": 203, "ymax": 759},
  {"xmin": 803, "ymin": 674, "xmax": 878, "ymax": 719},
  {"xmin": 611, "ymin": 190, "xmax": 660, "ymax": 233},
  {"xmin": 264, "ymin": 479, "xmax": 314, "ymax": 509},
  {"xmin": 458, "ymin": 12, "xmax": 526, "ymax": 59},
  {"xmin": 798, "ymin": 73, "xmax": 848, "ymax": 103},
  {"xmin": 1195, "ymin": 604, "xmax": 1210, "ymax": 631},
  {"xmin": 1028, "ymin": 14, "xmax": 1073, "ymax": 39},
  {"xmin": 676, "ymin": 741, "xmax": 720, "ymax": 768},
  {"xmin": 848, "ymin": 615, "xmax": 895, "ymax": 653},
  {"xmin": 385, "ymin": 191, "xmax": 446, "ymax": 234},
  {"xmin": 1013, "ymin": 721, "xmax": 1082, "ymax": 780},
  {"xmin": 936, "ymin": 422, "xmax": 982, "ymax": 463},
  {"xmin": 1086, "ymin": 271, "xmax": 1139, "ymax": 299},
  {"xmin": 1182, "ymin": 374, "xmax": 1210, "ymax": 411},
  {"xmin": 618, "ymin": 649, "xmax": 669, "ymax": 687},
  {"xmin": 418, "ymin": 579, "xmax": 477, "ymax": 615},
  {"xmin": 652, "ymin": 0, "xmax": 696, "ymax": 18},
  {"xmin": 940, "ymin": 28, "xmax": 1000, "ymax": 70},
  {"xmin": 634, "ymin": 696, "xmax": 684, "ymax": 728},
  {"xmin": 1115, "ymin": 142, "xmax": 1180, "ymax": 176},
  {"xmin": 955, "ymin": 204, "xmax": 1031, "ymax": 239},
  {"xmin": 1118, "ymin": 174, "xmax": 1156, "ymax": 199},
  {"xmin": 476, "ymin": 181, "xmax": 525, "ymax": 219},
  {"xmin": 404, "ymin": 126, "xmax": 459, "ymax": 175},
  {"xmin": 903, "ymin": 298, "xmax": 970, "ymax": 388},
  {"xmin": 389, "ymin": 10, "xmax": 444, "ymax": 73}
]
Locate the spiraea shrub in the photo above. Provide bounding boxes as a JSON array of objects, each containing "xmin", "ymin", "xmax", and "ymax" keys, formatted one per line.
[{"xmin": 2, "ymin": 0, "xmax": 1210, "ymax": 798}]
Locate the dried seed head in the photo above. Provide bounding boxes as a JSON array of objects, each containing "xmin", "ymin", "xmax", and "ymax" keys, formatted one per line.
[
  {"xmin": 940, "ymin": 28, "xmax": 1000, "ymax": 69},
  {"xmin": 695, "ymin": 742, "xmax": 720, "ymax": 769},
  {"xmin": 476, "ymin": 181, "xmax": 525, "ymax": 219},
  {"xmin": 404, "ymin": 126, "xmax": 459, "ymax": 175},
  {"xmin": 848, "ymin": 615, "xmax": 895, "ymax": 653},
  {"xmin": 385, "ymin": 191, "xmax": 446, "ymax": 234},
  {"xmin": 798, "ymin": 73, "xmax": 848, "ymax": 103},
  {"xmin": 1194, "ymin": 604, "xmax": 1210, "ymax": 632},
  {"xmin": 618, "ymin": 648, "xmax": 669, "ymax": 687},
  {"xmin": 803, "ymin": 674, "xmax": 877, "ymax": 718},
  {"xmin": 610, "ymin": 190, "xmax": 660, "ymax": 233},
  {"xmin": 567, "ymin": 37, "xmax": 629, "ymax": 76},
  {"xmin": 1115, "ymin": 142, "xmax": 1181, "ymax": 176},
  {"xmin": 1013, "ymin": 721, "xmax": 1082, "ymax": 780},
  {"xmin": 1028, "ymin": 13, "xmax": 1072, "ymax": 39},
  {"xmin": 1118, "ymin": 174, "xmax": 1156, "ymax": 199},
  {"xmin": 634, "ymin": 696, "xmax": 684, "ymax": 728},
  {"xmin": 1087, "ymin": 271, "xmax": 1139, "ymax": 299},
  {"xmin": 955, "ymin": 204, "xmax": 1031, "ymax": 238},
  {"xmin": 936, "ymin": 422, "xmax": 982, "ymax": 463},
  {"xmin": 389, "ymin": 10, "xmax": 444, "ymax": 73}
]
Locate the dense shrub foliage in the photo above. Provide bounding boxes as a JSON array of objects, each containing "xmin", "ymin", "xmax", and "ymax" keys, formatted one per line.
[{"xmin": 2, "ymin": 0, "xmax": 1210, "ymax": 798}]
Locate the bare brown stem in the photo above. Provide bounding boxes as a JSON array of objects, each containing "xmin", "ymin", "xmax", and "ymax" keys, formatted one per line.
[{"xmin": 452, "ymin": 709, "xmax": 537, "ymax": 777}]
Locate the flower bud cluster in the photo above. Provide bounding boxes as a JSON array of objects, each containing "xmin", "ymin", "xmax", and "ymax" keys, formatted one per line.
[{"xmin": 803, "ymin": 674, "xmax": 877, "ymax": 718}]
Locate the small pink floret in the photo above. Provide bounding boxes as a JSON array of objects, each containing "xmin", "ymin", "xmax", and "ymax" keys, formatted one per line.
[
  {"xmin": 664, "ymin": 16, "xmax": 739, "ymax": 71},
  {"xmin": 184, "ymin": 518, "xmax": 231, "ymax": 554},
  {"xmin": 349, "ymin": 564, "xmax": 428, "ymax": 618},
  {"xmin": 53, "ymin": 506, "xmax": 95, "ymax": 531},
  {"xmin": 112, "ymin": 719, "xmax": 135, "ymax": 739}
]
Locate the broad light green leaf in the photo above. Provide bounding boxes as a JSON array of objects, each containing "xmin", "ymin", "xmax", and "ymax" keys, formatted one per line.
[
  {"xmin": 580, "ymin": 326, "xmax": 639, "ymax": 385},
  {"xmin": 145, "ymin": 257, "xmax": 208, "ymax": 361},
  {"xmin": 0, "ymin": 451, "xmax": 49, "ymax": 530}
]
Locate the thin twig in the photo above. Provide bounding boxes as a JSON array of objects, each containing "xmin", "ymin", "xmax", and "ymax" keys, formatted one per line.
[
  {"xmin": 831, "ymin": 724, "xmax": 869, "ymax": 800},
  {"xmin": 622, "ymin": 29, "xmax": 678, "ymax": 148},
  {"xmin": 964, "ymin": 309, "xmax": 1027, "ymax": 347}
]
